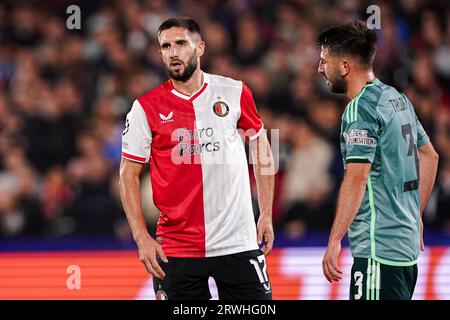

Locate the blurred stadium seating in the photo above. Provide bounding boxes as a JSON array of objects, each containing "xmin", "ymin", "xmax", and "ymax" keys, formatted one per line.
[{"xmin": 0, "ymin": 0, "xmax": 449, "ymax": 299}]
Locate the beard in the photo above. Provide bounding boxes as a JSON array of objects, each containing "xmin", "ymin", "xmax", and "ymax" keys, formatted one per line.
[
  {"xmin": 327, "ymin": 74, "xmax": 347, "ymax": 94},
  {"xmin": 166, "ymin": 53, "xmax": 198, "ymax": 82}
]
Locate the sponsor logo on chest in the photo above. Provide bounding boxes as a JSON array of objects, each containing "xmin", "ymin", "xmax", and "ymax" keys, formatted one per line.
[{"xmin": 159, "ymin": 111, "xmax": 174, "ymax": 123}]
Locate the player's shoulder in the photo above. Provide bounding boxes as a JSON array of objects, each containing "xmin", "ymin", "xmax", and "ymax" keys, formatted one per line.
[
  {"xmin": 206, "ymin": 73, "xmax": 243, "ymax": 89},
  {"xmin": 343, "ymin": 81, "xmax": 381, "ymax": 124},
  {"xmin": 358, "ymin": 80, "xmax": 384, "ymax": 107},
  {"xmin": 137, "ymin": 80, "xmax": 171, "ymax": 104},
  {"xmin": 354, "ymin": 79, "xmax": 387, "ymax": 118}
]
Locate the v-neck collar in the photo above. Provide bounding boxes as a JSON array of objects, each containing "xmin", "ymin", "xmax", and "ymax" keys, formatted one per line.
[{"xmin": 168, "ymin": 72, "xmax": 209, "ymax": 102}]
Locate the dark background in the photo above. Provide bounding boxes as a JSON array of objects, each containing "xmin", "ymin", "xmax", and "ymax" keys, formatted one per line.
[{"xmin": 0, "ymin": 0, "xmax": 449, "ymax": 248}]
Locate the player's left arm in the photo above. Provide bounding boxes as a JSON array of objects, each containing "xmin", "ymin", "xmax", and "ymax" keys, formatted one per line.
[
  {"xmin": 418, "ymin": 142, "xmax": 439, "ymax": 214},
  {"xmin": 239, "ymin": 82, "xmax": 275, "ymax": 255},
  {"xmin": 322, "ymin": 162, "xmax": 371, "ymax": 282},
  {"xmin": 413, "ymin": 107, "xmax": 439, "ymax": 250},
  {"xmin": 418, "ymin": 141, "xmax": 439, "ymax": 251},
  {"xmin": 249, "ymin": 130, "xmax": 275, "ymax": 256}
]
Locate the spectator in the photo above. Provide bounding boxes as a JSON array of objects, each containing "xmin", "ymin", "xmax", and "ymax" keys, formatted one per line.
[{"xmin": 281, "ymin": 120, "xmax": 334, "ymax": 237}]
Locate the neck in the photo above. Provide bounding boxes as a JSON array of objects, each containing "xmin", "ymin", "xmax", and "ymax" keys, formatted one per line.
[
  {"xmin": 346, "ymin": 70, "xmax": 376, "ymax": 100},
  {"xmin": 171, "ymin": 68, "xmax": 204, "ymax": 96}
]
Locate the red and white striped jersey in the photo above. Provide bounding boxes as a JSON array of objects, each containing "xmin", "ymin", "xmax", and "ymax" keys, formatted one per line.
[{"xmin": 121, "ymin": 72, "xmax": 263, "ymax": 258}]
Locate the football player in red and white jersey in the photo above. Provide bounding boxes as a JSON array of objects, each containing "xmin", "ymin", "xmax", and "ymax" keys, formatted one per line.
[{"xmin": 119, "ymin": 17, "xmax": 275, "ymax": 300}]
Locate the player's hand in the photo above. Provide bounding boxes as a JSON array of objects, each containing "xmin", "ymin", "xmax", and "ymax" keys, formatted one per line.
[
  {"xmin": 136, "ymin": 234, "xmax": 168, "ymax": 279},
  {"xmin": 322, "ymin": 240, "xmax": 343, "ymax": 283},
  {"xmin": 257, "ymin": 215, "xmax": 274, "ymax": 256}
]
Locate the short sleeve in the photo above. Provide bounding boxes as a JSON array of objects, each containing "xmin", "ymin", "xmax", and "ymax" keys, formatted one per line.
[
  {"xmin": 121, "ymin": 99, "xmax": 152, "ymax": 163},
  {"xmin": 343, "ymin": 98, "xmax": 379, "ymax": 164},
  {"xmin": 237, "ymin": 83, "xmax": 263, "ymax": 141},
  {"xmin": 401, "ymin": 93, "xmax": 430, "ymax": 148},
  {"xmin": 415, "ymin": 114, "xmax": 430, "ymax": 148}
]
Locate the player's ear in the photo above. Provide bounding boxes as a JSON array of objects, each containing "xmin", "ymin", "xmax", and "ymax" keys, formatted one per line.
[
  {"xmin": 340, "ymin": 59, "xmax": 350, "ymax": 77},
  {"xmin": 197, "ymin": 40, "xmax": 205, "ymax": 57}
]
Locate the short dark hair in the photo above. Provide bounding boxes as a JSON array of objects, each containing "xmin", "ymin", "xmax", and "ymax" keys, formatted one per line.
[
  {"xmin": 157, "ymin": 16, "xmax": 202, "ymax": 38},
  {"xmin": 317, "ymin": 20, "xmax": 377, "ymax": 67}
]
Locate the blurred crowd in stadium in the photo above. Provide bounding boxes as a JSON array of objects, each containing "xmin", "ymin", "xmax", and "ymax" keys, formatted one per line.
[{"xmin": 0, "ymin": 0, "xmax": 449, "ymax": 241}]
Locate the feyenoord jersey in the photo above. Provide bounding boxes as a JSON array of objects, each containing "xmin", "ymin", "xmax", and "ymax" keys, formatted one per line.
[{"xmin": 121, "ymin": 72, "xmax": 263, "ymax": 258}]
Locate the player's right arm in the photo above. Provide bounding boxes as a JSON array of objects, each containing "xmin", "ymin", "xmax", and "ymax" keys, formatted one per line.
[
  {"xmin": 323, "ymin": 93, "xmax": 380, "ymax": 283},
  {"xmin": 323, "ymin": 162, "xmax": 371, "ymax": 282},
  {"xmin": 119, "ymin": 99, "xmax": 167, "ymax": 279},
  {"xmin": 119, "ymin": 159, "xmax": 168, "ymax": 279}
]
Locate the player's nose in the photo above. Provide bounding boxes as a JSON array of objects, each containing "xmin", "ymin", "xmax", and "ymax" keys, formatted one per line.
[
  {"xmin": 317, "ymin": 64, "xmax": 323, "ymax": 74},
  {"xmin": 169, "ymin": 47, "xmax": 179, "ymax": 58}
]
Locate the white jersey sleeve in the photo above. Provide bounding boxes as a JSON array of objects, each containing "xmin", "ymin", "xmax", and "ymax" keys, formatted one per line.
[{"xmin": 121, "ymin": 99, "xmax": 152, "ymax": 163}]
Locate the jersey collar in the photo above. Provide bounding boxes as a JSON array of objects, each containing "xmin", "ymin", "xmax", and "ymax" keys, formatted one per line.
[
  {"xmin": 350, "ymin": 79, "xmax": 377, "ymax": 102},
  {"xmin": 168, "ymin": 72, "xmax": 209, "ymax": 102},
  {"xmin": 366, "ymin": 78, "xmax": 381, "ymax": 85}
]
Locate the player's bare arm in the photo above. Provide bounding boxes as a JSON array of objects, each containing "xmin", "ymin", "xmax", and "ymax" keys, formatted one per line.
[
  {"xmin": 119, "ymin": 158, "xmax": 168, "ymax": 279},
  {"xmin": 418, "ymin": 142, "xmax": 439, "ymax": 250},
  {"xmin": 418, "ymin": 142, "xmax": 439, "ymax": 214},
  {"xmin": 322, "ymin": 163, "xmax": 371, "ymax": 282},
  {"xmin": 250, "ymin": 130, "xmax": 275, "ymax": 256}
]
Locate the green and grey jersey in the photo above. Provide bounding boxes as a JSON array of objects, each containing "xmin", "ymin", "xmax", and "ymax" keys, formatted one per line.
[{"xmin": 341, "ymin": 78, "xmax": 429, "ymax": 266}]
